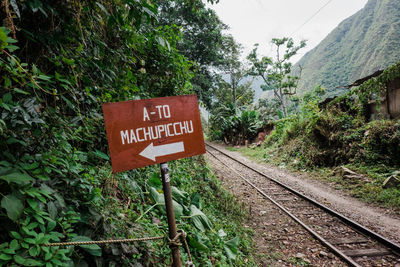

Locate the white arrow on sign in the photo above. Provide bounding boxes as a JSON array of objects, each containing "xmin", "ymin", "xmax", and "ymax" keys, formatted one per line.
[{"xmin": 139, "ymin": 142, "xmax": 185, "ymax": 161}]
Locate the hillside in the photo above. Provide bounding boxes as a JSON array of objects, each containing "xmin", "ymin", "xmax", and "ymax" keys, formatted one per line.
[{"xmin": 294, "ymin": 0, "xmax": 400, "ymax": 97}]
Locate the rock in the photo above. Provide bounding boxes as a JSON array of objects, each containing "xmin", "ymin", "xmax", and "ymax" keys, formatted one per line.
[
  {"xmin": 339, "ymin": 166, "xmax": 370, "ymax": 182},
  {"xmin": 121, "ymin": 243, "xmax": 139, "ymax": 254},
  {"xmin": 336, "ymin": 166, "xmax": 357, "ymax": 176},
  {"xmin": 296, "ymin": 253, "xmax": 306, "ymax": 259},
  {"xmin": 319, "ymin": 251, "xmax": 328, "ymax": 257},
  {"xmin": 260, "ymin": 210, "xmax": 267, "ymax": 215},
  {"xmin": 382, "ymin": 175, "xmax": 400, "ymax": 189}
]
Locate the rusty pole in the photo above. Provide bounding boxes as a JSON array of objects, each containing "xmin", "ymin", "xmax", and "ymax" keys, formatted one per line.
[{"xmin": 160, "ymin": 162, "xmax": 181, "ymax": 267}]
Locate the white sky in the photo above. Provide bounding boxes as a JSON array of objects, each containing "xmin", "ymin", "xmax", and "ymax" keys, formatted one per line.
[{"xmin": 206, "ymin": 0, "xmax": 368, "ymax": 63}]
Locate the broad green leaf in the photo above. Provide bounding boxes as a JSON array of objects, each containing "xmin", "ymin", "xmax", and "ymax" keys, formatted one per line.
[
  {"xmin": 172, "ymin": 200, "xmax": 183, "ymax": 218},
  {"xmin": 44, "ymin": 252, "xmax": 52, "ymax": 261},
  {"xmin": 93, "ymin": 150, "xmax": 109, "ymax": 160},
  {"xmin": 0, "ymin": 169, "xmax": 33, "ymax": 185},
  {"xmin": 149, "ymin": 187, "xmax": 164, "ymax": 205},
  {"xmin": 147, "ymin": 172, "xmax": 161, "ymax": 187},
  {"xmin": 47, "ymin": 202, "xmax": 57, "ymax": 219},
  {"xmin": 149, "ymin": 187, "xmax": 183, "ymax": 218},
  {"xmin": 25, "ymin": 238, "xmax": 36, "ymax": 244},
  {"xmin": 29, "ymin": 246, "xmax": 40, "ymax": 257},
  {"xmin": 71, "ymin": 236, "xmax": 102, "ymax": 257},
  {"xmin": 27, "ymin": 199, "xmax": 39, "ymax": 210},
  {"xmin": 13, "ymin": 88, "xmax": 30, "ymax": 95},
  {"xmin": 22, "ymin": 162, "xmax": 39, "ymax": 170},
  {"xmin": 96, "ymin": 2, "xmax": 109, "ymax": 15},
  {"xmin": 190, "ymin": 193, "xmax": 201, "ymax": 209},
  {"xmin": 14, "ymin": 254, "xmax": 26, "ymax": 264},
  {"xmin": 9, "ymin": 239, "xmax": 19, "ymax": 250},
  {"xmin": 188, "ymin": 234, "xmax": 208, "ymax": 252},
  {"xmin": 2, "ymin": 92, "xmax": 12, "ymax": 103},
  {"xmin": 10, "ymin": 231, "xmax": 22, "ymax": 240},
  {"xmin": 224, "ymin": 245, "xmax": 237, "ymax": 261},
  {"xmin": 2, "ymin": 248, "xmax": 15, "ymax": 254},
  {"xmin": 171, "ymin": 186, "xmax": 188, "ymax": 205},
  {"xmin": 23, "ymin": 258, "xmax": 43, "ymax": 266},
  {"xmin": 224, "ymin": 236, "xmax": 240, "ymax": 261},
  {"xmin": 0, "ymin": 253, "xmax": 12, "ymax": 260},
  {"xmin": 27, "ymin": 222, "xmax": 39, "ymax": 230},
  {"xmin": 53, "ymin": 193, "xmax": 66, "ymax": 208},
  {"xmin": 62, "ymin": 57, "xmax": 75, "ymax": 65},
  {"xmin": 189, "ymin": 205, "xmax": 212, "ymax": 232},
  {"xmin": 47, "ymin": 220, "xmax": 56, "ymax": 231},
  {"xmin": 33, "ymin": 214, "xmax": 44, "ymax": 224},
  {"xmin": 1, "ymin": 194, "xmax": 23, "ymax": 221},
  {"xmin": 5, "ymin": 44, "xmax": 18, "ymax": 52}
]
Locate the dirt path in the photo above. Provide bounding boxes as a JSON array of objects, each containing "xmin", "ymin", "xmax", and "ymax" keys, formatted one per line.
[{"xmin": 205, "ymin": 143, "xmax": 400, "ymax": 266}]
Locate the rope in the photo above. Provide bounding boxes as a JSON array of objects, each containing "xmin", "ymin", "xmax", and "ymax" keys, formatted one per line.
[
  {"xmin": 178, "ymin": 230, "xmax": 195, "ymax": 267},
  {"xmin": 42, "ymin": 236, "xmax": 165, "ymax": 247},
  {"xmin": 168, "ymin": 232, "xmax": 183, "ymax": 247},
  {"xmin": 44, "ymin": 230, "xmax": 195, "ymax": 266}
]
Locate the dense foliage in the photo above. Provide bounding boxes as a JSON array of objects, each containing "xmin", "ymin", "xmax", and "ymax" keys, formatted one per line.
[
  {"xmin": 206, "ymin": 35, "xmax": 260, "ymax": 145},
  {"xmin": 260, "ymin": 67, "xmax": 400, "ymax": 207},
  {"xmin": 293, "ymin": 0, "xmax": 400, "ymax": 97},
  {"xmin": 0, "ymin": 0, "xmax": 257, "ymax": 265},
  {"xmin": 156, "ymin": 0, "xmax": 228, "ymax": 109}
]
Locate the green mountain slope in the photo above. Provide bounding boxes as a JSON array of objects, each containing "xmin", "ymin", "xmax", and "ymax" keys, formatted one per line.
[{"xmin": 294, "ymin": 0, "xmax": 400, "ymax": 97}]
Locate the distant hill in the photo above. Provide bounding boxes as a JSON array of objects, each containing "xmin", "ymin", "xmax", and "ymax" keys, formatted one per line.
[{"xmin": 293, "ymin": 0, "xmax": 400, "ymax": 97}]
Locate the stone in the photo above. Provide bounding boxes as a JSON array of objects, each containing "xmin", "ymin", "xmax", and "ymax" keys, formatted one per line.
[
  {"xmin": 260, "ymin": 210, "xmax": 267, "ymax": 215},
  {"xmin": 319, "ymin": 251, "xmax": 329, "ymax": 257},
  {"xmin": 338, "ymin": 166, "xmax": 371, "ymax": 182},
  {"xmin": 296, "ymin": 253, "xmax": 306, "ymax": 259},
  {"xmin": 382, "ymin": 175, "xmax": 400, "ymax": 189}
]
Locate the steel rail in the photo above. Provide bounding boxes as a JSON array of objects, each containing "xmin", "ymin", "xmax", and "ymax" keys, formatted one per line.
[
  {"xmin": 206, "ymin": 143, "xmax": 400, "ymax": 264},
  {"xmin": 206, "ymin": 146, "xmax": 360, "ymax": 267}
]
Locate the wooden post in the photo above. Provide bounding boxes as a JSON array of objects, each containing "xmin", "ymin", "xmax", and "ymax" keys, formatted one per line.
[{"xmin": 160, "ymin": 163, "xmax": 181, "ymax": 267}]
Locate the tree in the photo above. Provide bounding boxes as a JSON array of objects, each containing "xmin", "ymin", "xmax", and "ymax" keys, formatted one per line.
[
  {"xmin": 219, "ymin": 35, "xmax": 252, "ymax": 111},
  {"xmin": 208, "ymin": 34, "xmax": 258, "ymax": 144},
  {"xmin": 247, "ymin": 37, "xmax": 306, "ymax": 117},
  {"xmin": 255, "ymin": 97, "xmax": 280, "ymax": 123},
  {"xmin": 156, "ymin": 0, "xmax": 228, "ymax": 108}
]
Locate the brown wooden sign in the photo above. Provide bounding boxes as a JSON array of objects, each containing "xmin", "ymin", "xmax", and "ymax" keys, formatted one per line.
[{"xmin": 102, "ymin": 95, "xmax": 206, "ymax": 173}]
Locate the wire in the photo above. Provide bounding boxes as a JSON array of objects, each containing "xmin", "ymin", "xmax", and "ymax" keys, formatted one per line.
[{"xmin": 290, "ymin": 0, "xmax": 334, "ymax": 36}]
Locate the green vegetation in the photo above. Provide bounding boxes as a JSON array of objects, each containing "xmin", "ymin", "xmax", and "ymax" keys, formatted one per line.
[
  {"xmin": 233, "ymin": 65, "xmax": 400, "ymax": 208},
  {"xmin": 0, "ymin": 0, "xmax": 259, "ymax": 265},
  {"xmin": 248, "ymin": 37, "xmax": 306, "ymax": 117},
  {"xmin": 208, "ymin": 36, "xmax": 307, "ymax": 145},
  {"xmin": 294, "ymin": 0, "xmax": 400, "ymax": 97},
  {"xmin": 207, "ymin": 35, "xmax": 260, "ymax": 145}
]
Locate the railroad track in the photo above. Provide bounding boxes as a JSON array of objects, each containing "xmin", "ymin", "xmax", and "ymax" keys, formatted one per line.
[{"xmin": 206, "ymin": 142, "xmax": 400, "ymax": 267}]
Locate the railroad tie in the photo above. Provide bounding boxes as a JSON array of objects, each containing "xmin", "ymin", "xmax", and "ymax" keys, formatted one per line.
[{"xmin": 342, "ymin": 248, "xmax": 391, "ymax": 257}]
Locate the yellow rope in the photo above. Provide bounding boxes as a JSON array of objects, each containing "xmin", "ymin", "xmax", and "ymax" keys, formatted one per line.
[{"xmin": 42, "ymin": 236, "xmax": 165, "ymax": 247}]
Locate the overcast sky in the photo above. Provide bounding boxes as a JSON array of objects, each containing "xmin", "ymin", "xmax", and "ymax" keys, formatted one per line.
[{"xmin": 206, "ymin": 0, "xmax": 368, "ymax": 63}]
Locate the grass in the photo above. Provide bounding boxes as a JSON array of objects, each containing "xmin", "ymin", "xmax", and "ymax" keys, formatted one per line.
[{"xmin": 225, "ymin": 146, "xmax": 266, "ymax": 163}]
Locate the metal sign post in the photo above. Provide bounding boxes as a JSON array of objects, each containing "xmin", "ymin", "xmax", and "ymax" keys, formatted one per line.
[
  {"xmin": 102, "ymin": 95, "xmax": 206, "ymax": 266},
  {"xmin": 160, "ymin": 163, "xmax": 181, "ymax": 267}
]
